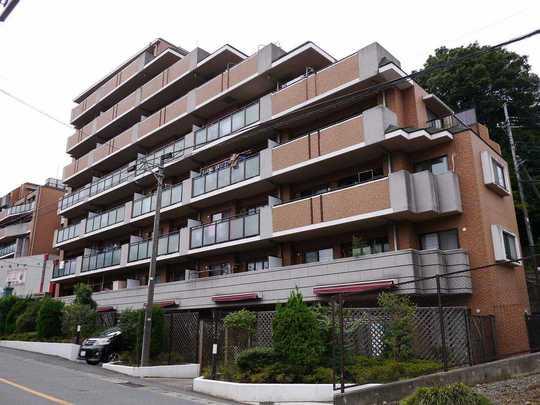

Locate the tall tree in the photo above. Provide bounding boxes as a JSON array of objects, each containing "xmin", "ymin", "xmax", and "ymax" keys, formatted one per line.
[{"xmin": 417, "ymin": 43, "xmax": 540, "ymax": 244}]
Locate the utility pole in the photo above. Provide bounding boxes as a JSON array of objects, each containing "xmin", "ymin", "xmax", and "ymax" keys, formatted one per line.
[
  {"xmin": 138, "ymin": 156, "xmax": 168, "ymax": 367},
  {"xmin": 503, "ymin": 102, "xmax": 539, "ymax": 292}
]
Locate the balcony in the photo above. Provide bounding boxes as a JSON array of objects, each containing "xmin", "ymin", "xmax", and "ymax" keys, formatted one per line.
[
  {"xmin": 0, "ymin": 221, "xmax": 31, "ymax": 242},
  {"xmin": 190, "ymin": 211, "xmax": 260, "ymax": 249},
  {"xmin": 128, "ymin": 231, "xmax": 181, "ymax": 263},
  {"xmin": 81, "ymin": 247, "xmax": 121, "ymax": 273},
  {"xmin": 132, "ymin": 183, "xmax": 183, "ymax": 218},
  {"xmin": 52, "ymin": 258, "xmax": 78, "ymax": 279},
  {"xmin": 56, "ymin": 222, "xmax": 83, "ymax": 244},
  {"xmin": 0, "ymin": 243, "xmax": 16, "ymax": 258},
  {"xmin": 194, "ymin": 101, "xmax": 260, "ymax": 149},
  {"xmin": 58, "ymin": 249, "xmax": 471, "ymax": 311},
  {"xmin": 85, "ymin": 205, "xmax": 125, "ymax": 234},
  {"xmin": 0, "ymin": 202, "xmax": 35, "ymax": 223},
  {"xmin": 192, "ymin": 154, "xmax": 260, "ymax": 198}
]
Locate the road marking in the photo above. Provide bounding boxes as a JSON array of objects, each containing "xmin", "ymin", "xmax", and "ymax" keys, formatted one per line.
[{"xmin": 0, "ymin": 377, "xmax": 73, "ymax": 404}]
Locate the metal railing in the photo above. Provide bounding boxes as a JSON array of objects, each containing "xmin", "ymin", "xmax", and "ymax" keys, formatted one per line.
[
  {"xmin": 190, "ymin": 211, "xmax": 260, "ymax": 249},
  {"xmin": 128, "ymin": 231, "xmax": 180, "ymax": 262},
  {"xmin": 52, "ymin": 258, "xmax": 78, "ymax": 278},
  {"xmin": 60, "ymin": 187, "xmax": 90, "ymax": 211},
  {"xmin": 85, "ymin": 205, "xmax": 125, "ymax": 233},
  {"xmin": 5, "ymin": 201, "xmax": 35, "ymax": 216},
  {"xmin": 81, "ymin": 247, "xmax": 121, "ymax": 272},
  {"xmin": 132, "ymin": 183, "xmax": 183, "ymax": 218},
  {"xmin": 56, "ymin": 222, "xmax": 82, "ymax": 243},
  {"xmin": 0, "ymin": 243, "xmax": 16, "ymax": 257},
  {"xmin": 144, "ymin": 138, "xmax": 185, "ymax": 167},
  {"xmin": 426, "ymin": 114, "xmax": 467, "ymax": 130},
  {"xmin": 194, "ymin": 100, "xmax": 260, "ymax": 148},
  {"xmin": 192, "ymin": 154, "xmax": 260, "ymax": 197}
]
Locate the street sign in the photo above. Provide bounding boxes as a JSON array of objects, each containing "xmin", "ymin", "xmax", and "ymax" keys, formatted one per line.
[{"xmin": 0, "ymin": 0, "xmax": 20, "ymax": 22}]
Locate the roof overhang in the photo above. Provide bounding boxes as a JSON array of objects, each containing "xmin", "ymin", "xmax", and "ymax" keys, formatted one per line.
[
  {"xmin": 212, "ymin": 292, "xmax": 259, "ymax": 303},
  {"xmin": 423, "ymin": 94, "xmax": 454, "ymax": 116},
  {"xmin": 313, "ymin": 279, "xmax": 396, "ymax": 296}
]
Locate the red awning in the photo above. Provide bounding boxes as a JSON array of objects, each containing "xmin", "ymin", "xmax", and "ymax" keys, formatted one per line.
[
  {"xmin": 313, "ymin": 279, "xmax": 396, "ymax": 296},
  {"xmin": 96, "ymin": 306, "xmax": 115, "ymax": 313},
  {"xmin": 212, "ymin": 292, "xmax": 259, "ymax": 303}
]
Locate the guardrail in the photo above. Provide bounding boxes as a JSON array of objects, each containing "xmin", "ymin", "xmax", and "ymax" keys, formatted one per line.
[
  {"xmin": 86, "ymin": 205, "xmax": 125, "ymax": 233},
  {"xmin": 52, "ymin": 258, "xmax": 78, "ymax": 278},
  {"xmin": 132, "ymin": 183, "xmax": 183, "ymax": 218},
  {"xmin": 190, "ymin": 211, "xmax": 260, "ymax": 249},
  {"xmin": 56, "ymin": 223, "xmax": 82, "ymax": 244},
  {"xmin": 128, "ymin": 231, "xmax": 181, "ymax": 262},
  {"xmin": 81, "ymin": 247, "xmax": 121, "ymax": 272}
]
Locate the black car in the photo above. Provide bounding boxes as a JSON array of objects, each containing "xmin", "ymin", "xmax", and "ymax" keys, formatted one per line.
[{"xmin": 79, "ymin": 327, "xmax": 122, "ymax": 365}]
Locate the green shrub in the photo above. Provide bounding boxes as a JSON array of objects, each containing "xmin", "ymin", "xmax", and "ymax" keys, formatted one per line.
[
  {"xmin": 350, "ymin": 356, "xmax": 442, "ymax": 384},
  {"xmin": 62, "ymin": 303, "xmax": 97, "ymax": 338},
  {"xmin": 73, "ymin": 283, "xmax": 97, "ymax": 309},
  {"xmin": 15, "ymin": 299, "xmax": 43, "ymax": 333},
  {"xmin": 0, "ymin": 295, "xmax": 17, "ymax": 335},
  {"xmin": 5, "ymin": 298, "xmax": 30, "ymax": 334},
  {"xmin": 223, "ymin": 309, "xmax": 256, "ymax": 335},
  {"xmin": 37, "ymin": 298, "xmax": 64, "ymax": 339},
  {"xmin": 401, "ymin": 359, "xmax": 442, "ymax": 378},
  {"xmin": 236, "ymin": 347, "xmax": 280, "ymax": 372},
  {"xmin": 304, "ymin": 367, "xmax": 334, "ymax": 383},
  {"xmin": 272, "ymin": 289, "xmax": 325, "ymax": 372},
  {"xmin": 378, "ymin": 292, "xmax": 416, "ymax": 361},
  {"xmin": 118, "ymin": 306, "xmax": 165, "ymax": 359},
  {"xmin": 401, "ymin": 383, "xmax": 491, "ymax": 405}
]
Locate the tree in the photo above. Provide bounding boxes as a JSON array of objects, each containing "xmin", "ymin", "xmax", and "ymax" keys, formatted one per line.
[
  {"xmin": 73, "ymin": 283, "xmax": 97, "ymax": 309},
  {"xmin": 417, "ymin": 43, "xmax": 540, "ymax": 244},
  {"xmin": 378, "ymin": 292, "xmax": 416, "ymax": 361},
  {"xmin": 37, "ymin": 298, "xmax": 64, "ymax": 339},
  {"xmin": 62, "ymin": 304, "xmax": 97, "ymax": 338}
]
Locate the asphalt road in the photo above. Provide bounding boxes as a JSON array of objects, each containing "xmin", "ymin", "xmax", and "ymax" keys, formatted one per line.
[{"xmin": 0, "ymin": 347, "xmax": 236, "ymax": 405}]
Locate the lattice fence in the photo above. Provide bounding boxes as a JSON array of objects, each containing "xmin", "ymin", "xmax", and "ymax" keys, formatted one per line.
[
  {"xmin": 164, "ymin": 311, "xmax": 200, "ymax": 364},
  {"xmin": 97, "ymin": 310, "xmax": 117, "ymax": 330}
]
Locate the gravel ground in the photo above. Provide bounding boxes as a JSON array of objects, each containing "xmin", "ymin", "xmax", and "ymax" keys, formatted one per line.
[{"xmin": 474, "ymin": 372, "xmax": 540, "ymax": 404}]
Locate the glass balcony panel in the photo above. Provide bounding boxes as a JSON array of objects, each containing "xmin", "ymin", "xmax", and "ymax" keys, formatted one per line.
[
  {"xmin": 168, "ymin": 232, "xmax": 179, "ymax": 253},
  {"xmin": 162, "ymin": 188, "xmax": 172, "ymax": 207},
  {"xmin": 112, "ymin": 249, "xmax": 121, "ymax": 265},
  {"xmin": 142, "ymin": 196, "xmax": 151, "ymax": 214},
  {"xmin": 117, "ymin": 207, "xmax": 124, "ymax": 222},
  {"xmin": 191, "ymin": 228, "xmax": 202, "ymax": 248},
  {"xmin": 132, "ymin": 200, "xmax": 142, "ymax": 217},
  {"xmin": 158, "ymin": 236, "xmax": 168, "ymax": 256},
  {"xmin": 195, "ymin": 128, "xmax": 206, "ymax": 146},
  {"xmin": 139, "ymin": 242, "xmax": 148, "ymax": 260},
  {"xmin": 150, "ymin": 195, "xmax": 157, "ymax": 211},
  {"xmin": 220, "ymin": 116, "xmax": 232, "ymax": 137},
  {"xmin": 193, "ymin": 177, "xmax": 205, "ymax": 197},
  {"xmin": 171, "ymin": 184, "xmax": 182, "ymax": 204},
  {"xmin": 245, "ymin": 155, "xmax": 259, "ymax": 178},
  {"xmin": 104, "ymin": 251, "xmax": 113, "ymax": 267},
  {"xmin": 89, "ymin": 255, "xmax": 97, "ymax": 271},
  {"xmin": 245, "ymin": 102, "xmax": 259, "ymax": 125},
  {"xmin": 129, "ymin": 246, "xmax": 138, "ymax": 262},
  {"xmin": 207, "ymin": 123, "xmax": 219, "ymax": 142},
  {"xmin": 216, "ymin": 221, "xmax": 229, "ymax": 243},
  {"xmin": 96, "ymin": 253, "xmax": 105, "ymax": 269},
  {"xmin": 230, "ymin": 217, "xmax": 244, "ymax": 240},
  {"xmin": 108, "ymin": 210, "xmax": 116, "ymax": 226},
  {"xmin": 244, "ymin": 213, "xmax": 259, "ymax": 237},
  {"xmin": 203, "ymin": 224, "xmax": 216, "ymax": 246},
  {"xmin": 218, "ymin": 167, "xmax": 231, "ymax": 188},
  {"xmin": 205, "ymin": 172, "xmax": 217, "ymax": 193},
  {"xmin": 231, "ymin": 161, "xmax": 245, "ymax": 184},
  {"xmin": 232, "ymin": 110, "xmax": 245, "ymax": 132}
]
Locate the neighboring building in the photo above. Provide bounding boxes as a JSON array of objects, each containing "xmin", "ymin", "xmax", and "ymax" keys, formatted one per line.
[
  {"xmin": 53, "ymin": 38, "xmax": 530, "ymax": 357},
  {"xmin": 0, "ymin": 179, "xmax": 64, "ymax": 296}
]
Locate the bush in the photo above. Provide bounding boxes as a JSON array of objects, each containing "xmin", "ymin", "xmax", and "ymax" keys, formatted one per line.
[
  {"xmin": 73, "ymin": 283, "xmax": 97, "ymax": 309},
  {"xmin": 118, "ymin": 306, "xmax": 165, "ymax": 359},
  {"xmin": 236, "ymin": 347, "xmax": 280, "ymax": 373},
  {"xmin": 304, "ymin": 367, "xmax": 334, "ymax": 384},
  {"xmin": 401, "ymin": 383, "xmax": 491, "ymax": 405},
  {"xmin": 272, "ymin": 289, "xmax": 325, "ymax": 372},
  {"xmin": 224, "ymin": 309, "xmax": 256, "ymax": 335},
  {"xmin": 349, "ymin": 356, "xmax": 442, "ymax": 384},
  {"xmin": 62, "ymin": 303, "xmax": 97, "ymax": 338},
  {"xmin": 378, "ymin": 292, "xmax": 416, "ymax": 361},
  {"xmin": 37, "ymin": 298, "xmax": 64, "ymax": 339},
  {"xmin": 0, "ymin": 295, "xmax": 17, "ymax": 335},
  {"xmin": 4, "ymin": 298, "xmax": 30, "ymax": 334},
  {"xmin": 15, "ymin": 299, "xmax": 43, "ymax": 333}
]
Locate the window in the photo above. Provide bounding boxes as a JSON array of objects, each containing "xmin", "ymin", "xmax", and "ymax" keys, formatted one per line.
[
  {"xmin": 502, "ymin": 231, "xmax": 518, "ymax": 261},
  {"xmin": 304, "ymin": 248, "xmax": 333, "ymax": 263},
  {"xmin": 344, "ymin": 237, "xmax": 390, "ymax": 257},
  {"xmin": 211, "ymin": 212, "xmax": 224, "ymax": 222},
  {"xmin": 297, "ymin": 184, "xmax": 330, "ymax": 199},
  {"xmin": 247, "ymin": 259, "xmax": 269, "ymax": 272},
  {"xmin": 207, "ymin": 263, "xmax": 231, "ymax": 276},
  {"xmin": 420, "ymin": 229, "xmax": 459, "ymax": 250},
  {"xmin": 415, "ymin": 156, "xmax": 448, "ymax": 175},
  {"xmin": 492, "ymin": 159, "xmax": 507, "ymax": 190}
]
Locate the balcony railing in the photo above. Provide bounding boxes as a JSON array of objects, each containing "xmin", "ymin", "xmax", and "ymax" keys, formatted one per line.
[
  {"xmin": 52, "ymin": 258, "xmax": 78, "ymax": 278},
  {"xmin": 426, "ymin": 115, "xmax": 466, "ymax": 131},
  {"xmin": 81, "ymin": 247, "xmax": 121, "ymax": 273},
  {"xmin": 194, "ymin": 101, "xmax": 260, "ymax": 149},
  {"xmin": 144, "ymin": 138, "xmax": 185, "ymax": 167},
  {"xmin": 85, "ymin": 205, "xmax": 125, "ymax": 234},
  {"xmin": 0, "ymin": 243, "xmax": 16, "ymax": 257},
  {"xmin": 56, "ymin": 223, "xmax": 82, "ymax": 244},
  {"xmin": 128, "ymin": 231, "xmax": 181, "ymax": 262},
  {"xmin": 192, "ymin": 154, "xmax": 260, "ymax": 198},
  {"xmin": 132, "ymin": 183, "xmax": 183, "ymax": 218},
  {"xmin": 60, "ymin": 187, "xmax": 90, "ymax": 211},
  {"xmin": 5, "ymin": 202, "xmax": 35, "ymax": 216},
  {"xmin": 190, "ymin": 211, "xmax": 260, "ymax": 249}
]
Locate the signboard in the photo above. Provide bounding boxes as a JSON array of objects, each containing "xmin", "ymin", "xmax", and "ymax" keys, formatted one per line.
[
  {"xmin": 0, "ymin": 0, "xmax": 20, "ymax": 22},
  {"xmin": 6, "ymin": 269, "xmax": 25, "ymax": 286}
]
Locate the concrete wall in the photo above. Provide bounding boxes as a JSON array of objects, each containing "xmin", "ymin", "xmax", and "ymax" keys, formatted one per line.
[
  {"xmin": 0, "ymin": 254, "xmax": 56, "ymax": 296},
  {"xmin": 0, "ymin": 341, "xmax": 80, "ymax": 361}
]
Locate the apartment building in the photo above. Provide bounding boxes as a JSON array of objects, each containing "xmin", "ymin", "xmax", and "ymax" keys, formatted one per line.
[
  {"xmin": 54, "ymin": 38, "xmax": 529, "ymax": 356},
  {"xmin": 0, "ymin": 179, "xmax": 64, "ymax": 296}
]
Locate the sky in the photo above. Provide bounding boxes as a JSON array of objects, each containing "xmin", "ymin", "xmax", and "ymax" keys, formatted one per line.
[{"xmin": 0, "ymin": 0, "xmax": 538, "ymax": 194}]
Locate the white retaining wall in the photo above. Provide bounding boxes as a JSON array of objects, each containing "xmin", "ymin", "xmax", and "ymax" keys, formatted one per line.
[
  {"xmin": 0, "ymin": 340, "xmax": 80, "ymax": 361},
  {"xmin": 103, "ymin": 362, "xmax": 200, "ymax": 378}
]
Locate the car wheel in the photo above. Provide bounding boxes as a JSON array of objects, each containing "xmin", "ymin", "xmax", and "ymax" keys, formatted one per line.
[
  {"xmin": 107, "ymin": 352, "xmax": 118, "ymax": 363},
  {"xmin": 86, "ymin": 358, "xmax": 100, "ymax": 365}
]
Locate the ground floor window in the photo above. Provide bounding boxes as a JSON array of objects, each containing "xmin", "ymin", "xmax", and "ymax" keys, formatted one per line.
[{"xmin": 420, "ymin": 229, "xmax": 459, "ymax": 250}]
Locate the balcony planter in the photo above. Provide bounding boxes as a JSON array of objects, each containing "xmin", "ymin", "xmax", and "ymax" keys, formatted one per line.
[
  {"xmin": 0, "ymin": 340, "xmax": 80, "ymax": 361},
  {"xmin": 103, "ymin": 362, "xmax": 200, "ymax": 378}
]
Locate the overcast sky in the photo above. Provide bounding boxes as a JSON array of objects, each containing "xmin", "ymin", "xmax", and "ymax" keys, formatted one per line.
[{"xmin": 0, "ymin": 0, "xmax": 538, "ymax": 194}]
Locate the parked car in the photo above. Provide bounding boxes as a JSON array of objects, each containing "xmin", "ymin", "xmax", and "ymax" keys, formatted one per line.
[{"xmin": 79, "ymin": 327, "xmax": 122, "ymax": 365}]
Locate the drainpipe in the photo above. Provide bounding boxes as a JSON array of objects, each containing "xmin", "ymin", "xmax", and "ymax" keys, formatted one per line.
[{"xmin": 39, "ymin": 253, "xmax": 48, "ymax": 293}]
